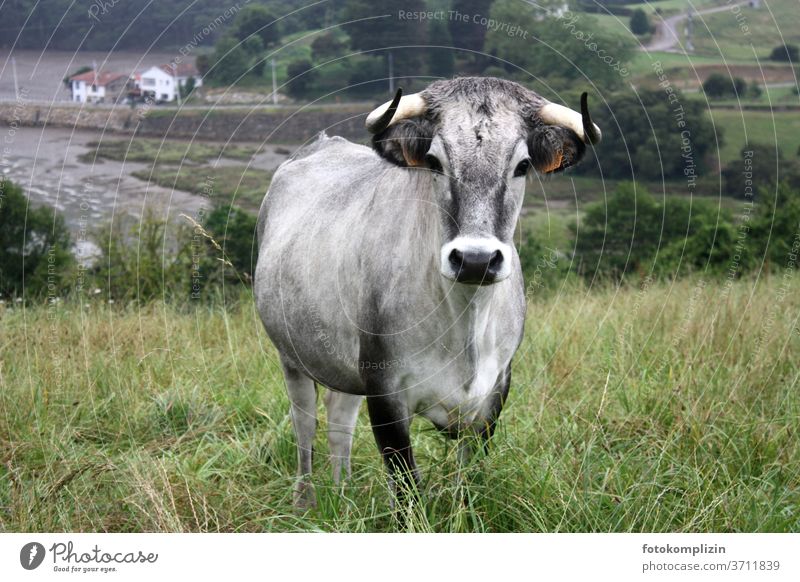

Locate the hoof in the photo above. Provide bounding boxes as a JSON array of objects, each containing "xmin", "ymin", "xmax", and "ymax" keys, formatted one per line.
[{"xmin": 293, "ymin": 481, "xmax": 317, "ymax": 513}]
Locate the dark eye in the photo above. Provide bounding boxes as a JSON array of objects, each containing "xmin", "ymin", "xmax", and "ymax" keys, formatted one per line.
[
  {"xmin": 513, "ymin": 159, "xmax": 531, "ymax": 177},
  {"xmin": 425, "ymin": 153, "xmax": 443, "ymax": 174}
]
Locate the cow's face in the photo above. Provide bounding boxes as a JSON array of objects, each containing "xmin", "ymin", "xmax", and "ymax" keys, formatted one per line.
[{"xmin": 369, "ymin": 77, "xmax": 599, "ymax": 286}]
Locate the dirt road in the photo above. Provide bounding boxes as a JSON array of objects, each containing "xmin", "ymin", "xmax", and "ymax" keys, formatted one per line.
[{"xmin": 645, "ymin": 2, "xmax": 750, "ymax": 53}]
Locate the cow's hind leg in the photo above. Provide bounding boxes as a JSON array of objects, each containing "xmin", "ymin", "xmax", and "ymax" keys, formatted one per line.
[
  {"xmin": 323, "ymin": 390, "xmax": 363, "ymax": 484},
  {"xmin": 282, "ymin": 360, "xmax": 318, "ymax": 510}
]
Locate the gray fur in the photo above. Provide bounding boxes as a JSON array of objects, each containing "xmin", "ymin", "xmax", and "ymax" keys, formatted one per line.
[{"xmin": 255, "ymin": 77, "xmax": 590, "ymax": 505}]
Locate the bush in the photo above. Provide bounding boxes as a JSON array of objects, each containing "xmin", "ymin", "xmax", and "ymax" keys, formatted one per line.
[
  {"xmin": 285, "ymin": 59, "xmax": 317, "ymax": 98},
  {"xmin": 629, "ymin": 9, "xmax": 651, "ymax": 36},
  {"xmin": 233, "ymin": 4, "xmax": 281, "ymax": 47},
  {"xmin": 0, "ymin": 179, "xmax": 75, "ymax": 298},
  {"xmin": 200, "ymin": 205, "xmax": 258, "ymax": 284},
  {"xmin": 311, "ymin": 33, "xmax": 347, "ymax": 61},
  {"xmin": 518, "ymin": 230, "xmax": 571, "ymax": 292},
  {"xmin": 702, "ymin": 73, "xmax": 747, "ymax": 99},
  {"xmin": 575, "ymin": 89, "xmax": 718, "ymax": 181},
  {"xmin": 769, "ymin": 44, "xmax": 799, "ymax": 62},
  {"xmin": 721, "ymin": 144, "xmax": 800, "ymax": 198},
  {"xmin": 573, "ymin": 183, "xmax": 740, "ymax": 279},
  {"xmin": 89, "ymin": 204, "xmax": 256, "ymax": 304},
  {"xmin": 91, "ymin": 209, "xmax": 193, "ymax": 303},
  {"xmin": 208, "ymin": 36, "xmax": 250, "ymax": 85}
]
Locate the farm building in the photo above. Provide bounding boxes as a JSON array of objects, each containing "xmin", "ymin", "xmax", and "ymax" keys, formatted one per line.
[
  {"xmin": 138, "ymin": 63, "xmax": 201, "ymax": 102},
  {"xmin": 68, "ymin": 70, "xmax": 129, "ymax": 104}
]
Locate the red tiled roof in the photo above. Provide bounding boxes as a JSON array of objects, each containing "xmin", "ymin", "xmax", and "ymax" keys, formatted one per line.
[{"xmin": 69, "ymin": 70, "xmax": 127, "ymax": 85}]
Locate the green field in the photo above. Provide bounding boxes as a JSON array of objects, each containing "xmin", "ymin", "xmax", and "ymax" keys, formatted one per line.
[
  {"xmin": 131, "ymin": 164, "xmax": 273, "ymax": 211},
  {"xmin": 2, "ymin": 277, "xmax": 798, "ymax": 532},
  {"xmin": 709, "ymin": 108, "xmax": 800, "ymax": 161},
  {"xmin": 81, "ymin": 138, "xmax": 257, "ymax": 165},
  {"xmin": 691, "ymin": 0, "xmax": 800, "ymax": 60}
]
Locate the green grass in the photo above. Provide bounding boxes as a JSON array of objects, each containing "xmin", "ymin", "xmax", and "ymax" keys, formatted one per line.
[
  {"xmin": 628, "ymin": 50, "xmax": 754, "ymax": 79},
  {"xmin": 131, "ymin": 165, "xmax": 272, "ymax": 211},
  {"xmin": 623, "ymin": 0, "xmax": 725, "ymax": 15},
  {"xmin": 709, "ymin": 108, "xmax": 800, "ymax": 161},
  {"xmin": 691, "ymin": 0, "xmax": 800, "ymax": 60},
  {"xmin": 1, "ymin": 277, "xmax": 799, "ymax": 532},
  {"xmin": 700, "ymin": 84, "xmax": 800, "ymax": 107},
  {"xmin": 81, "ymin": 138, "xmax": 257, "ymax": 165}
]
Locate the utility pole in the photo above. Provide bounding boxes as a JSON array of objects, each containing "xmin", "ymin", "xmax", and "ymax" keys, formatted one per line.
[
  {"xmin": 271, "ymin": 58, "xmax": 277, "ymax": 105},
  {"xmin": 11, "ymin": 56, "xmax": 19, "ymax": 100},
  {"xmin": 685, "ymin": 9, "xmax": 694, "ymax": 53},
  {"xmin": 388, "ymin": 51, "xmax": 394, "ymax": 94}
]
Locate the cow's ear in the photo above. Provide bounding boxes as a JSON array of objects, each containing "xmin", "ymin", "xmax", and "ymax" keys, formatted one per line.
[
  {"xmin": 527, "ymin": 125, "xmax": 587, "ymax": 174},
  {"xmin": 371, "ymin": 118, "xmax": 435, "ymax": 167}
]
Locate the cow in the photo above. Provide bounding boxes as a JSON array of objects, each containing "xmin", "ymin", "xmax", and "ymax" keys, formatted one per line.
[{"xmin": 254, "ymin": 77, "xmax": 600, "ymax": 510}]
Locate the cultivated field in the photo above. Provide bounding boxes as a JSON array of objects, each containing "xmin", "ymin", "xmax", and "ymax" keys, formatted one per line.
[{"xmin": 1, "ymin": 277, "xmax": 798, "ymax": 532}]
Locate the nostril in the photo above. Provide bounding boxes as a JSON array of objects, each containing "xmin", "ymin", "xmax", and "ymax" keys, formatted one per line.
[
  {"xmin": 489, "ymin": 250, "xmax": 503, "ymax": 270},
  {"xmin": 449, "ymin": 248, "xmax": 464, "ymax": 268}
]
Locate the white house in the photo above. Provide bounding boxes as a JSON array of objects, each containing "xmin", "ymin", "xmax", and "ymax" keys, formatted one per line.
[
  {"xmin": 138, "ymin": 63, "xmax": 201, "ymax": 102},
  {"xmin": 68, "ymin": 70, "xmax": 128, "ymax": 104}
]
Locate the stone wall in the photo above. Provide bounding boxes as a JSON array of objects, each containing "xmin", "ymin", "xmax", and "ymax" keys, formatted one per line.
[{"xmin": 0, "ymin": 102, "xmax": 373, "ymax": 143}]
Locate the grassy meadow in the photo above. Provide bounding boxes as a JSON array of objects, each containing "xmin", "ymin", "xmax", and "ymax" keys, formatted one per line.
[{"xmin": 1, "ymin": 276, "xmax": 799, "ymax": 532}]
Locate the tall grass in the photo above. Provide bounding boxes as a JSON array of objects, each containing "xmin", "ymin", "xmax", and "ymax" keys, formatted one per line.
[{"xmin": 1, "ymin": 276, "xmax": 799, "ymax": 532}]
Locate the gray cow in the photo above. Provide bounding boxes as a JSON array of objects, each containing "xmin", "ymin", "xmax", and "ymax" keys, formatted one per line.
[{"xmin": 255, "ymin": 77, "xmax": 600, "ymax": 509}]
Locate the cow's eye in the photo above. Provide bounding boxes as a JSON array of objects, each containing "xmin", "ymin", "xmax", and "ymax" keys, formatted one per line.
[
  {"xmin": 425, "ymin": 153, "xmax": 443, "ymax": 174},
  {"xmin": 513, "ymin": 159, "xmax": 531, "ymax": 177}
]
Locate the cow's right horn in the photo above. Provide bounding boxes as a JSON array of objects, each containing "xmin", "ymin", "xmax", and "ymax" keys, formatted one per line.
[
  {"xmin": 366, "ymin": 89, "xmax": 427, "ymax": 134},
  {"xmin": 539, "ymin": 92, "xmax": 602, "ymax": 145}
]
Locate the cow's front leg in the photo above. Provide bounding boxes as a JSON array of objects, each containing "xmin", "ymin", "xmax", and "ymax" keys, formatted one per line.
[{"xmin": 365, "ymin": 387, "xmax": 420, "ymax": 508}]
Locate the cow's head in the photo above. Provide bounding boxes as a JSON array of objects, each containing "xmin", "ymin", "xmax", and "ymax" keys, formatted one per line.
[{"xmin": 366, "ymin": 77, "xmax": 600, "ymax": 286}]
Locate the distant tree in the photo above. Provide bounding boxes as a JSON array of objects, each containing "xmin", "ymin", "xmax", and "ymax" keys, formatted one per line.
[
  {"xmin": 233, "ymin": 4, "xmax": 281, "ymax": 47},
  {"xmin": 429, "ymin": 19, "xmax": 455, "ymax": 78},
  {"xmin": 342, "ymin": 0, "xmax": 428, "ymax": 80},
  {"xmin": 629, "ymin": 9, "xmax": 651, "ymax": 36},
  {"xmin": 346, "ymin": 55, "xmax": 389, "ymax": 96},
  {"xmin": 485, "ymin": 5, "xmax": 635, "ymax": 92},
  {"xmin": 0, "ymin": 179, "xmax": 74, "ymax": 298},
  {"xmin": 573, "ymin": 183, "xmax": 661, "ymax": 278},
  {"xmin": 722, "ymin": 143, "xmax": 800, "ymax": 198},
  {"xmin": 769, "ymin": 43, "xmax": 799, "ymax": 62},
  {"xmin": 732, "ymin": 76, "xmax": 747, "ymax": 97},
  {"xmin": 574, "ymin": 88, "xmax": 718, "ymax": 181},
  {"xmin": 285, "ymin": 59, "xmax": 317, "ymax": 98},
  {"xmin": 703, "ymin": 73, "xmax": 748, "ymax": 99},
  {"xmin": 702, "ymin": 73, "xmax": 729, "ymax": 98},
  {"xmin": 195, "ymin": 54, "xmax": 211, "ymax": 76},
  {"xmin": 574, "ymin": 183, "xmax": 739, "ymax": 279},
  {"xmin": 180, "ymin": 76, "xmax": 196, "ymax": 99},
  {"xmin": 749, "ymin": 82, "xmax": 762, "ymax": 99},
  {"xmin": 749, "ymin": 183, "xmax": 800, "ymax": 266},
  {"xmin": 448, "ymin": 0, "xmax": 494, "ymax": 52},
  {"xmin": 311, "ymin": 33, "xmax": 346, "ymax": 61},
  {"xmin": 208, "ymin": 36, "xmax": 250, "ymax": 85}
]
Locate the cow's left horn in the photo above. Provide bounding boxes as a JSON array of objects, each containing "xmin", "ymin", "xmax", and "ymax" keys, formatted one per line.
[
  {"xmin": 366, "ymin": 89, "xmax": 427, "ymax": 134},
  {"xmin": 539, "ymin": 92, "xmax": 602, "ymax": 145}
]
